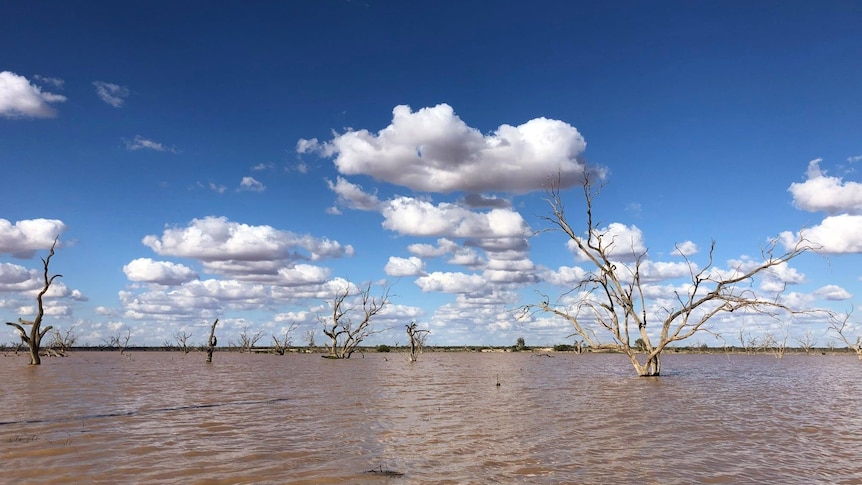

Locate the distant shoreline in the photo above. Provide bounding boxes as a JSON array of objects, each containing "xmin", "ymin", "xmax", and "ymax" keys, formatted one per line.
[{"xmin": 1, "ymin": 345, "xmax": 855, "ymax": 356}]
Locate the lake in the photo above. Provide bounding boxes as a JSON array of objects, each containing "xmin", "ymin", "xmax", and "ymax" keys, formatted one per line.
[{"xmin": 1, "ymin": 351, "xmax": 861, "ymax": 484}]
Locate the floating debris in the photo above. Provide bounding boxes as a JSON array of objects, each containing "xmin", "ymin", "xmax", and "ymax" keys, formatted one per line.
[{"xmin": 365, "ymin": 465, "xmax": 405, "ymax": 477}]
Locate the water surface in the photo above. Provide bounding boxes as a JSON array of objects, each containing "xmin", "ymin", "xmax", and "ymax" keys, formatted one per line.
[{"xmin": 1, "ymin": 351, "xmax": 860, "ymax": 484}]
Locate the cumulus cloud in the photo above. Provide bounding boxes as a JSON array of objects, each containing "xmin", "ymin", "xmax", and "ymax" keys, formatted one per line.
[
  {"xmin": 384, "ymin": 256, "xmax": 426, "ymax": 277},
  {"xmin": 299, "ymin": 103, "xmax": 602, "ymax": 194},
  {"xmin": 274, "ymin": 264, "xmax": 332, "ymax": 286},
  {"xmin": 124, "ymin": 135, "xmax": 176, "ymax": 153},
  {"xmin": 540, "ymin": 265, "xmax": 589, "ymax": 287},
  {"xmin": 92, "ymin": 81, "xmax": 130, "ymax": 107},
  {"xmin": 483, "ymin": 264, "xmax": 537, "ymax": 284},
  {"xmin": 638, "ymin": 261, "xmax": 693, "ymax": 282},
  {"xmin": 142, "ymin": 216, "xmax": 354, "ymax": 262},
  {"xmin": 814, "ymin": 285, "xmax": 852, "ymax": 301},
  {"xmin": 0, "ymin": 263, "xmax": 38, "ymax": 292},
  {"xmin": 672, "ymin": 241, "xmax": 698, "ymax": 257},
  {"xmin": 779, "ymin": 214, "xmax": 862, "ymax": 254},
  {"xmin": 327, "ymin": 177, "xmax": 381, "ymax": 211},
  {"xmin": 0, "ymin": 71, "xmax": 67, "ymax": 118},
  {"xmin": 0, "ymin": 218, "xmax": 66, "ymax": 258},
  {"xmin": 415, "ymin": 271, "xmax": 486, "ymax": 293},
  {"xmin": 381, "ymin": 197, "xmax": 530, "ymax": 238},
  {"xmin": 239, "ymin": 176, "xmax": 265, "ymax": 192},
  {"xmin": 789, "ymin": 159, "xmax": 862, "ymax": 214},
  {"xmin": 123, "ymin": 258, "xmax": 199, "ymax": 285},
  {"xmin": 567, "ymin": 222, "xmax": 646, "ymax": 262},
  {"xmin": 119, "ymin": 278, "xmax": 274, "ymax": 320}
]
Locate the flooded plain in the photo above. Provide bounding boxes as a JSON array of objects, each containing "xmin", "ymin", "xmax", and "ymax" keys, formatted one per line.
[{"xmin": 1, "ymin": 351, "xmax": 861, "ymax": 484}]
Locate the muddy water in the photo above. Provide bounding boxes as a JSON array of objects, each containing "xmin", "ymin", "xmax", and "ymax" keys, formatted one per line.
[{"xmin": 1, "ymin": 351, "xmax": 861, "ymax": 484}]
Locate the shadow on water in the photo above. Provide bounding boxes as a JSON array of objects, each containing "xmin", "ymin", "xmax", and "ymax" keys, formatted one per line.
[{"xmin": 0, "ymin": 397, "xmax": 290, "ymax": 427}]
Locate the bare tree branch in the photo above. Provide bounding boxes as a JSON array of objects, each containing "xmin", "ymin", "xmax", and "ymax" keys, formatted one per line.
[
  {"xmin": 524, "ymin": 172, "xmax": 812, "ymax": 376},
  {"xmin": 320, "ymin": 282, "xmax": 392, "ymax": 359}
]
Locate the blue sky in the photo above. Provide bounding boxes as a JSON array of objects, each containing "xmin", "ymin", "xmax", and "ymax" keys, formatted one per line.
[{"xmin": 2, "ymin": 1, "xmax": 861, "ymax": 348}]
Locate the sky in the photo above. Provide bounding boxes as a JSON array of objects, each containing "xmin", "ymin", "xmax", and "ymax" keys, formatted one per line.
[{"xmin": 2, "ymin": 1, "xmax": 862, "ymax": 349}]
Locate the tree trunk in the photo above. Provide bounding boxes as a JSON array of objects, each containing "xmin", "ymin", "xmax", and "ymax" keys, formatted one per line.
[
  {"xmin": 29, "ymin": 333, "xmax": 41, "ymax": 366},
  {"xmin": 205, "ymin": 319, "xmax": 218, "ymax": 363},
  {"xmin": 629, "ymin": 351, "xmax": 661, "ymax": 377}
]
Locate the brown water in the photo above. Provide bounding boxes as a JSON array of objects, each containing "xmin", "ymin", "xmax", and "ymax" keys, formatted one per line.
[{"xmin": 1, "ymin": 351, "xmax": 861, "ymax": 484}]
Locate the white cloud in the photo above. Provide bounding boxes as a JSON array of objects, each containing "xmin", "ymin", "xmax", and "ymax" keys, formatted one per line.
[
  {"xmin": 408, "ymin": 239, "xmax": 457, "ymax": 258},
  {"xmin": 415, "ymin": 271, "xmax": 486, "ymax": 293},
  {"xmin": 384, "ymin": 256, "xmax": 426, "ymax": 277},
  {"xmin": 92, "ymin": 81, "xmax": 130, "ymax": 107},
  {"xmin": 540, "ymin": 265, "xmax": 589, "ymax": 287},
  {"xmin": 780, "ymin": 214, "xmax": 862, "ymax": 254},
  {"xmin": 758, "ymin": 261, "xmax": 806, "ymax": 292},
  {"xmin": 0, "ymin": 263, "xmax": 38, "ymax": 292},
  {"xmin": 142, "ymin": 216, "xmax": 354, "ymax": 262},
  {"xmin": 327, "ymin": 177, "xmax": 381, "ymax": 211},
  {"xmin": 239, "ymin": 176, "xmax": 265, "ymax": 192},
  {"xmin": 567, "ymin": 222, "xmax": 646, "ymax": 262},
  {"xmin": 381, "ymin": 197, "xmax": 530, "ymax": 238},
  {"xmin": 95, "ymin": 306, "xmax": 116, "ymax": 316},
  {"xmin": 274, "ymin": 264, "xmax": 332, "ymax": 286},
  {"xmin": 0, "ymin": 71, "xmax": 67, "ymax": 118},
  {"xmin": 788, "ymin": 159, "xmax": 862, "ymax": 214},
  {"xmin": 124, "ymin": 135, "xmax": 176, "ymax": 153},
  {"xmin": 814, "ymin": 285, "xmax": 852, "ymax": 301},
  {"xmin": 300, "ymin": 103, "xmax": 601, "ymax": 194},
  {"xmin": 0, "ymin": 218, "xmax": 66, "ymax": 257},
  {"xmin": 123, "ymin": 258, "xmax": 199, "ymax": 285},
  {"xmin": 638, "ymin": 261, "xmax": 693, "ymax": 282},
  {"xmin": 672, "ymin": 241, "xmax": 698, "ymax": 257}
]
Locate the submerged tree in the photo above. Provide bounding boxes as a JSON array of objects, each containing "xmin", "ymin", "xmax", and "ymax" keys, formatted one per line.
[
  {"xmin": 206, "ymin": 318, "xmax": 219, "ymax": 363},
  {"xmin": 405, "ymin": 321, "xmax": 429, "ymax": 362},
  {"xmin": 829, "ymin": 311, "xmax": 862, "ymax": 360},
  {"xmin": 320, "ymin": 282, "xmax": 391, "ymax": 359},
  {"xmin": 174, "ymin": 331, "xmax": 193, "ymax": 354},
  {"xmin": 5, "ymin": 237, "xmax": 62, "ymax": 365},
  {"xmin": 46, "ymin": 324, "xmax": 77, "ymax": 357},
  {"xmin": 272, "ymin": 321, "xmax": 299, "ymax": 355},
  {"xmin": 238, "ymin": 324, "xmax": 263, "ymax": 353},
  {"xmin": 529, "ymin": 175, "xmax": 810, "ymax": 376}
]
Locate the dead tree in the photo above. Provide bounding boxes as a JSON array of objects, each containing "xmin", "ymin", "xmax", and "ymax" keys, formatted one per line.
[
  {"xmin": 795, "ymin": 329, "xmax": 816, "ymax": 355},
  {"xmin": 320, "ymin": 282, "xmax": 391, "ymax": 359},
  {"xmin": 272, "ymin": 321, "xmax": 299, "ymax": 355},
  {"xmin": 829, "ymin": 311, "xmax": 862, "ymax": 360},
  {"xmin": 206, "ymin": 318, "xmax": 219, "ymax": 363},
  {"xmin": 238, "ymin": 324, "xmax": 263, "ymax": 352},
  {"xmin": 305, "ymin": 329, "xmax": 317, "ymax": 349},
  {"xmin": 405, "ymin": 321, "xmax": 430, "ymax": 362},
  {"xmin": 5, "ymin": 237, "xmax": 62, "ymax": 365},
  {"xmin": 46, "ymin": 324, "xmax": 77, "ymax": 357},
  {"xmin": 174, "ymin": 331, "xmax": 193, "ymax": 354},
  {"xmin": 104, "ymin": 329, "xmax": 132, "ymax": 355},
  {"xmin": 527, "ymin": 174, "xmax": 811, "ymax": 376},
  {"xmin": 763, "ymin": 328, "xmax": 789, "ymax": 359}
]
